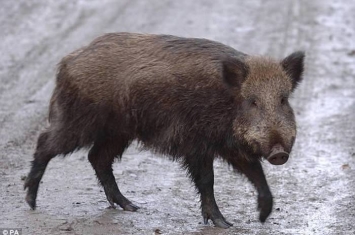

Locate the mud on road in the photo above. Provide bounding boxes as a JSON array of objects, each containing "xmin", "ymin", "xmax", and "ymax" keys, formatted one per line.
[{"xmin": 1, "ymin": 0, "xmax": 354, "ymax": 234}]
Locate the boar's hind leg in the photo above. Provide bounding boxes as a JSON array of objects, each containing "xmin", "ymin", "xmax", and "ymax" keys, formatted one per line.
[
  {"xmin": 88, "ymin": 136, "xmax": 139, "ymax": 211},
  {"xmin": 232, "ymin": 159, "xmax": 273, "ymax": 222},
  {"xmin": 24, "ymin": 129, "xmax": 78, "ymax": 209},
  {"xmin": 184, "ymin": 156, "xmax": 233, "ymax": 229}
]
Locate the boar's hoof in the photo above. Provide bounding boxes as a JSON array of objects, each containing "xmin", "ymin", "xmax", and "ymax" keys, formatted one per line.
[
  {"xmin": 212, "ymin": 218, "xmax": 233, "ymax": 229},
  {"xmin": 25, "ymin": 194, "xmax": 36, "ymax": 210},
  {"xmin": 267, "ymin": 145, "xmax": 289, "ymax": 165},
  {"xmin": 258, "ymin": 193, "xmax": 273, "ymax": 223},
  {"xmin": 123, "ymin": 203, "xmax": 140, "ymax": 212},
  {"xmin": 203, "ymin": 214, "xmax": 233, "ymax": 229}
]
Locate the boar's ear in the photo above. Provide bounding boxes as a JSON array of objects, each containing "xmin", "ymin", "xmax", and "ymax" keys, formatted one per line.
[
  {"xmin": 281, "ymin": 51, "xmax": 305, "ymax": 91},
  {"xmin": 222, "ymin": 58, "xmax": 248, "ymax": 88}
]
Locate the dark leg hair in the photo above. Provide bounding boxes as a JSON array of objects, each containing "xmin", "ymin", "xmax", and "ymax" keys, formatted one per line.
[
  {"xmin": 88, "ymin": 136, "xmax": 138, "ymax": 211},
  {"xmin": 230, "ymin": 158, "xmax": 273, "ymax": 222},
  {"xmin": 183, "ymin": 156, "xmax": 233, "ymax": 228}
]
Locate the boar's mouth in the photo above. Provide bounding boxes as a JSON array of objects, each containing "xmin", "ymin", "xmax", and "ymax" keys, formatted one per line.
[{"xmin": 266, "ymin": 144, "xmax": 289, "ymax": 165}]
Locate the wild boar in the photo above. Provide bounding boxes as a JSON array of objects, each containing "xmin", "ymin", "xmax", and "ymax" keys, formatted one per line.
[{"xmin": 24, "ymin": 32, "xmax": 304, "ymax": 228}]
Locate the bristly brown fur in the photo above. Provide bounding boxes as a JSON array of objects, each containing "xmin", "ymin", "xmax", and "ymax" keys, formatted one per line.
[{"xmin": 24, "ymin": 32, "xmax": 305, "ymax": 228}]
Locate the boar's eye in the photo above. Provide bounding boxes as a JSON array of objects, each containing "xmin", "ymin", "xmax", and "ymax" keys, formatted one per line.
[
  {"xmin": 281, "ymin": 96, "xmax": 288, "ymax": 105},
  {"xmin": 247, "ymin": 96, "xmax": 259, "ymax": 108},
  {"xmin": 250, "ymin": 99, "xmax": 258, "ymax": 107}
]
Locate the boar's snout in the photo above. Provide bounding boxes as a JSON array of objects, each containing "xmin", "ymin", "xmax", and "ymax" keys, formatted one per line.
[{"xmin": 267, "ymin": 144, "xmax": 289, "ymax": 165}]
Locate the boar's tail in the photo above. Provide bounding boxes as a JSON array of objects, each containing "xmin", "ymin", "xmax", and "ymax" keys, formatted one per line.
[
  {"xmin": 48, "ymin": 62, "xmax": 66, "ymax": 124},
  {"xmin": 48, "ymin": 87, "xmax": 59, "ymax": 124},
  {"xmin": 48, "ymin": 48, "xmax": 85, "ymax": 123}
]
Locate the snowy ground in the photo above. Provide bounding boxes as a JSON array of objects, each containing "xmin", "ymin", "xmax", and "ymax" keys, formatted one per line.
[{"xmin": 0, "ymin": 0, "xmax": 354, "ymax": 234}]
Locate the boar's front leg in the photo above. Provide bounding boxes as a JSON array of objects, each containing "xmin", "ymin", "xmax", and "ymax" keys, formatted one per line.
[
  {"xmin": 230, "ymin": 158, "xmax": 273, "ymax": 222},
  {"xmin": 184, "ymin": 156, "xmax": 233, "ymax": 228}
]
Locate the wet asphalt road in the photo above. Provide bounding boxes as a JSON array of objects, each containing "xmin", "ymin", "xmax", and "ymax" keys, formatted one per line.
[{"xmin": 0, "ymin": 0, "xmax": 354, "ymax": 234}]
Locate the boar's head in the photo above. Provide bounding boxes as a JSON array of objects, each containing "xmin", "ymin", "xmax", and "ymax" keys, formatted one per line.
[{"xmin": 224, "ymin": 52, "xmax": 305, "ymax": 165}]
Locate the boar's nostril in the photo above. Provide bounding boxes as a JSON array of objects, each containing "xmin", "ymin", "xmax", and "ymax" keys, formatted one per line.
[
  {"xmin": 267, "ymin": 144, "xmax": 289, "ymax": 165},
  {"xmin": 267, "ymin": 153, "xmax": 289, "ymax": 165}
]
